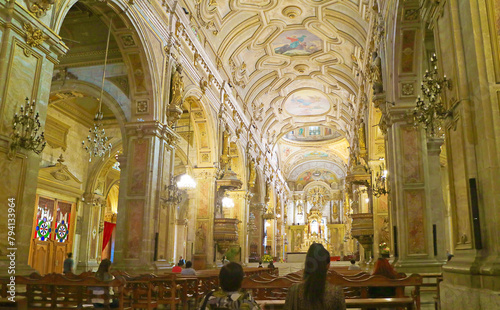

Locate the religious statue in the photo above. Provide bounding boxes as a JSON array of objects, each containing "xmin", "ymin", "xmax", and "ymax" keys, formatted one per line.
[
  {"xmin": 297, "ymin": 203, "xmax": 303, "ymax": 215},
  {"xmin": 248, "ymin": 158, "xmax": 256, "ymax": 189},
  {"xmin": 170, "ymin": 64, "xmax": 184, "ymax": 110},
  {"xmin": 358, "ymin": 118, "xmax": 366, "ymax": 150},
  {"xmin": 195, "ymin": 224, "xmax": 206, "ymax": 253},
  {"xmin": 167, "ymin": 64, "xmax": 185, "ymax": 127},
  {"xmin": 371, "ymin": 51, "xmax": 384, "ymax": 95}
]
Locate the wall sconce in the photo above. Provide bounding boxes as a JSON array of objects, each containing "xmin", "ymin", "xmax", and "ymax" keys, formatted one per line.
[
  {"xmin": 412, "ymin": 53, "xmax": 452, "ymax": 137},
  {"xmin": 9, "ymin": 97, "xmax": 46, "ymax": 159}
]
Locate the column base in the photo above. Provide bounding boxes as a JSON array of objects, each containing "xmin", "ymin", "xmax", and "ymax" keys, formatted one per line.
[
  {"xmin": 393, "ymin": 258, "xmax": 446, "ymax": 273},
  {"xmin": 76, "ymin": 260, "xmax": 99, "ymax": 273},
  {"xmin": 0, "ymin": 261, "xmax": 36, "ymax": 277},
  {"xmin": 440, "ymin": 280, "xmax": 500, "ymax": 310},
  {"xmin": 112, "ymin": 260, "xmax": 157, "ymax": 273},
  {"xmin": 193, "ymin": 254, "xmax": 207, "ymax": 270}
]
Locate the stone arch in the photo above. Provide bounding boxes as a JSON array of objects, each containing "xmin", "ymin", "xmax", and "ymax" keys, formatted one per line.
[
  {"xmin": 50, "ymin": 80, "xmax": 128, "ymax": 151},
  {"xmin": 183, "ymin": 95, "xmax": 217, "ymax": 168},
  {"xmin": 53, "ymin": 0, "xmax": 159, "ymax": 121}
]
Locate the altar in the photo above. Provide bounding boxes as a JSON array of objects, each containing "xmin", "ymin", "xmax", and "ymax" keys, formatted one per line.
[{"xmin": 286, "ymin": 252, "xmax": 307, "ymax": 263}]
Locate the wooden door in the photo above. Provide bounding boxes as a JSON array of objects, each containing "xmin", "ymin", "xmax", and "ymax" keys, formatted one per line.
[{"xmin": 29, "ymin": 196, "xmax": 74, "ymax": 274}]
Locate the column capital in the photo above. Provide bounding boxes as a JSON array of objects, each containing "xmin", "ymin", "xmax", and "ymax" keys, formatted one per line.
[
  {"xmin": 426, "ymin": 137, "xmax": 444, "ymax": 156},
  {"xmin": 193, "ymin": 167, "xmax": 218, "ymax": 180},
  {"xmin": 125, "ymin": 121, "xmax": 180, "ymax": 146}
]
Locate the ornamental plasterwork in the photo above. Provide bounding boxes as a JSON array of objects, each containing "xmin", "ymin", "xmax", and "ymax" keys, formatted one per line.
[
  {"xmin": 27, "ymin": 0, "xmax": 55, "ymax": 17},
  {"xmin": 185, "ymin": 0, "xmax": 369, "ymax": 140},
  {"xmin": 24, "ymin": 23, "xmax": 48, "ymax": 48}
]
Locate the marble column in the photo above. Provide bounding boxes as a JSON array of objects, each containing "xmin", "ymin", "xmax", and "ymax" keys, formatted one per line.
[
  {"xmin": 426, "ymin": 137, "xmax": 448, "ymax": 263},
  {"xmin": 76, "ymin": 194, "xmax": 104, "ymax": 272},
  {"xmin": 192, "ymin": 167, "xmax": 217, "ymax": 267},
  {"xmin": 386, "ymin": 112, "xmax": 445, "ymax": 273},
  {"xmin": 113, "ymin": 122, "xmax": 176, "ymax": 272},
  {"xmin": 0, "ymin": 1, "xmax": 66, "ymax": 276}
]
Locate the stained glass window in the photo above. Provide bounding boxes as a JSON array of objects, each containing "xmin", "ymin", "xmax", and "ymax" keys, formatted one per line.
[
  {"xmin": 55, "ymin": 202, "xmax": 72, "ymax": 243},
  {"xmin": 35, "ymin": 198, "xmax": 54, "ymax": 241}
]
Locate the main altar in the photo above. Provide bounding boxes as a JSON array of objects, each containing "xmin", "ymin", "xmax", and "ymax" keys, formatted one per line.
[{"xmin": 287, "ymin": 185, "xmax": 348, "ymax": 257}]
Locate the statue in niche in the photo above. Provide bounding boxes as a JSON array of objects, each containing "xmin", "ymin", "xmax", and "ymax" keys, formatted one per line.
[
  {"xmin": 170, "ymin": 64, "xmax": 184, "ymax": 110},
  {"xmin": 248, "ymin": 158, "xmax": 256, "ymax": 189},
  {"xmin": 167, "ymin": 64, "xmax": 185, "ymax": 127},
  {"xmin": 297, "ymin": 203, "xmax": 303, "ymax": 215},
  {"xmin": 371, "ymin": 51, "xmax": 384, "ymax": 95},
  {"xmin": 358, "ymin": 119, "xmax": 366, "ymax": 150},
  {"xmin": 195, "ymin": 224, "xmax": 206, "ymax": 253}
]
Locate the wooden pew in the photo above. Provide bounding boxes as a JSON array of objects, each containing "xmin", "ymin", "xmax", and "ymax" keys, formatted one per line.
[
  {"xmin": 15, "ymin": 273, "xmax": 128, "ymax": 309},
  {"xmin": 242, "ymin": 273, "xmax": 422, "ymax": 310},
  {"xmin": 256, "ymin": 298, "xmax": 417, "ymax": 310}
]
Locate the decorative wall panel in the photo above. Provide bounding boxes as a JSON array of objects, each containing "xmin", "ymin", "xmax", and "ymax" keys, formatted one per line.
[{"xmin": 405, "ymin": 189, "xmax": 427, "ymax": 255}]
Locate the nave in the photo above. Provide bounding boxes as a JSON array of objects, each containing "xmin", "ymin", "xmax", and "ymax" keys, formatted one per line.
[{"xmin": 0, "ymin": 0, "xmax": 499, "ymax": 309}]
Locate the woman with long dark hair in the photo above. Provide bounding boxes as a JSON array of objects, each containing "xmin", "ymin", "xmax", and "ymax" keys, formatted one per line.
[
  {"xmin": 284, "ymin": 243, "xmax": 345, "ymax": 309},
  {"xmin": 92, "ymin": 259, "xmax": 119, "ymax": 308},
  {"xmin": 368, "ymin": 257, "xmax": 402, "ymax": 299}
]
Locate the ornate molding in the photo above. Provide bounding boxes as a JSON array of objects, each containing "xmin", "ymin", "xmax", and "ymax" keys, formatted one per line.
[
  {"xmin": 27, "ymin": 0, "xmax": 55, "ymax": 17},
  {"xmin": 24, "ymin": 23, "xmax": 48, "ymax": 48},
  {"xmin": 125, "ymin": 121, "xmax": 179, "ymax": 145}
]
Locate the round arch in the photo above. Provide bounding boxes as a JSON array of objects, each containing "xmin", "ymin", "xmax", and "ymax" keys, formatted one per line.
[{"xmin": 53, "ymin": 0, "xmax": 159, "ymax": 119}]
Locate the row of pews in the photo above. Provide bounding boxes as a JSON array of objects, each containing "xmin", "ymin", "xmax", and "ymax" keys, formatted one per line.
[
  {"xmin": 0, "ymin": 267, "xmax": 275, "ymax": 309},
  {"xmin": 0, "ymin": 266, "xmax": 428, "ymax": 310},
  {"xmin": 242, "ymin": 267, "xmax": 423, "ymax": 310}
]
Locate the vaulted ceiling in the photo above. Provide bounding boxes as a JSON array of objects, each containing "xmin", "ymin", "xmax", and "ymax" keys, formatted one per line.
[{"xmin": 184, "ymin": 0, "xmax": 372, "ymax": 183}]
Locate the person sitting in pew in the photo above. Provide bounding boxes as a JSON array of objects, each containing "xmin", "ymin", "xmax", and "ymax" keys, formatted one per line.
[
  {"xmin": 181, "ymin": 261, "xmax": 197, "ymax": 275},
  {"xmin": 92, "ymin": 259, "xmax": 120, "ymax": 308},
  {"xmin": 368, "ymin": 258, "xmax": 402, "ymax": 298},
  {"xmin": 199, "ymin": 262, "xmax": 261, "ymax": 310},
  {"xmin": 284, "ymin": 243, "xmax": 346, "ymax": 310},
  {"xmin": 172, "ymin": 261, "xmax": 184, "ymax": 273}
]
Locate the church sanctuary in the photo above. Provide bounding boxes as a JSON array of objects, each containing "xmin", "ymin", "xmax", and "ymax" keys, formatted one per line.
[{"xmin": 1, "ymin": 0, "xmax": 499, "ymax": 309}]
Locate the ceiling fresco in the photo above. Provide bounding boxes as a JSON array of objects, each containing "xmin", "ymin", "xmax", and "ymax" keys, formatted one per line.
[
  {"xmin": 295, "ymin": 168, "xmax": 339, "ymax": 188},
  {"xmin": 272, "ymin": 30, "xmax": 323, "ymax": 56},
  {"xmin": 187, "ymin": 0, "xmax": 371, "ymax": 185},
  {"xmin": 283, "ymin": 89, "xmax": 331, "ymax": 116}
]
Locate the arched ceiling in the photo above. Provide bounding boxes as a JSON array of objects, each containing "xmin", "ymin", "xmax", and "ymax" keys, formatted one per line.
[{"xmin": 185, "ymin": 0, "xmax": 371, "ymax": 184}]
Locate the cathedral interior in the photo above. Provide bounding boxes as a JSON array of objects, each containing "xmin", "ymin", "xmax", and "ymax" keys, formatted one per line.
[{"xmin": 0, "ymin": 0, "xmax": 499, "ymax": 309}]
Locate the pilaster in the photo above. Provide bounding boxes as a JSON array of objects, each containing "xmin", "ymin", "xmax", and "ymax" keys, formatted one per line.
[
  {"xmin": 113, "ymin": 121, "xmax": 177, "ymax": 272},
  {"xmin": 0, "ymin": 0, "xmax": 66, "ymax": 276}
]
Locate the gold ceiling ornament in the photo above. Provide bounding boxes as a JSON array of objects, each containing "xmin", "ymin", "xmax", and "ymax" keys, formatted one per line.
[
  {"xmin": 82, "ymin": 17, "xmax": 113, "ymax": 162},
  {"xmin": 8, "ymin": 97, "xmax": 46, "ymax": 159},
  {"xmin": 24, "ymin": 23, "xmax": 48, "ymax": 48},
  {"xmin": 412, "ymin": 53, "xmax": 452, "ymax": 137},
  {"xmin": 27, "ymin": 0, "xmax": 55, "ymax": 17}
]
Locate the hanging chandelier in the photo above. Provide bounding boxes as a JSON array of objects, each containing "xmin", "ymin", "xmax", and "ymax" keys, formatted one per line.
[
  {"xmin": 177, "ymin": 173, "xmax": 196, "ymax": 189},
  {"xmin": 372, "ymin": 164, "xmax": 389, "ymax": 197},
  {"xmin": 412, "ymin": 53, "xmax": 452, "ymax": 137},
  {"xmin": 222, "ymin": 195, "xmax": 235, "ymax": 208},
  {"xmin": 82, "ymin": 17, "xmax": 113, "ymax": 162},
  {"xmin": 9, "ymin": 97, "xmax": 46, "ymax": 158},
  {"xmin": 176, "ymin": 98, "xmax": 196, "ymax": 189}
]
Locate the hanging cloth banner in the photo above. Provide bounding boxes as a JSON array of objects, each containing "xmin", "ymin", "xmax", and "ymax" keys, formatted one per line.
[{"xmin": 102, "ymin": 222, "xmax": 116, "ymax": 251}]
